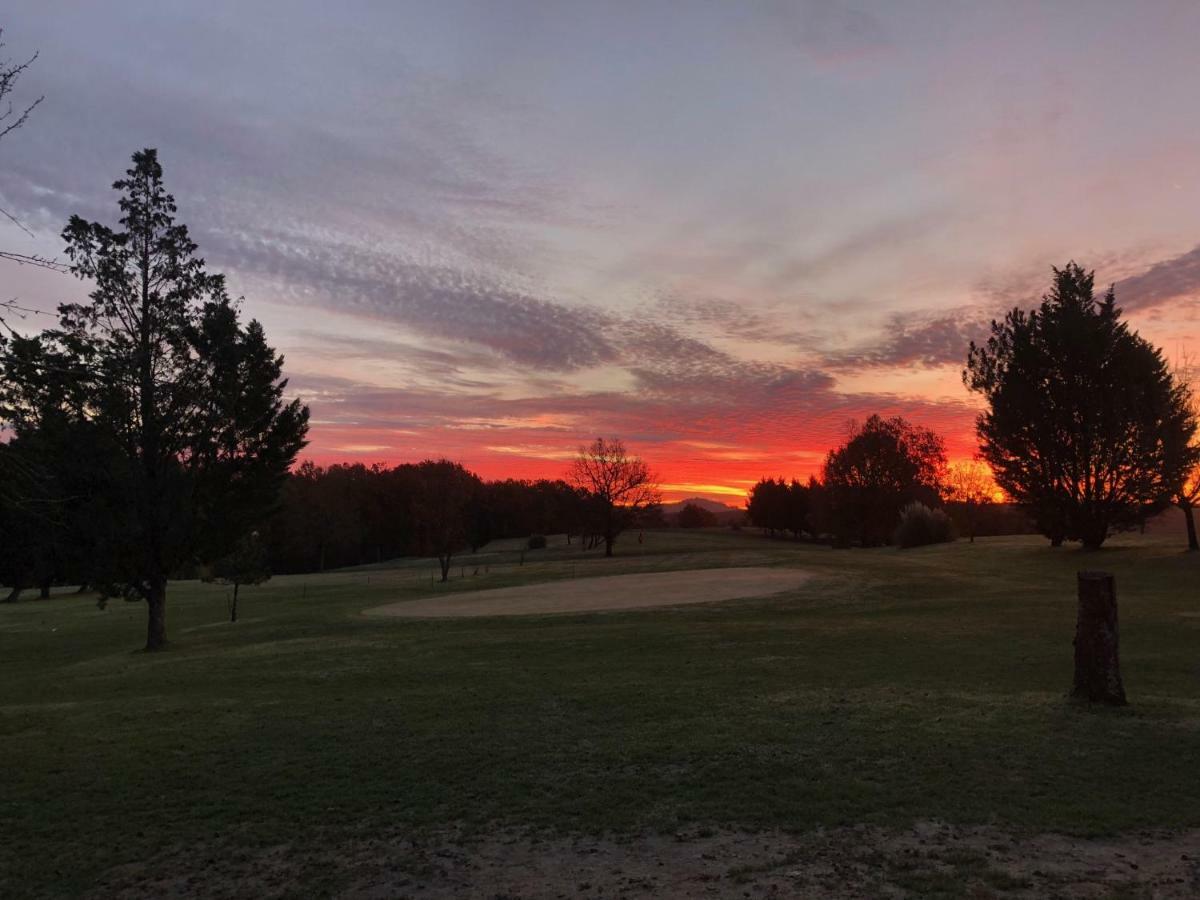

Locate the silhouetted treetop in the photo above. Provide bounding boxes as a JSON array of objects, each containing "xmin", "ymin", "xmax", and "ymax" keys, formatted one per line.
[
  {"xmin": 822, "ymin": 415, "xmax": 947, "ymax": 547},
  {"xmin": 964, "ymin": 262, "xmax": 1197, "ymax": 549}
]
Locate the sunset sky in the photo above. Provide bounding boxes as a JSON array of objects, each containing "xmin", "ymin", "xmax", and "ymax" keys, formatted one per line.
[{"xmin": 4, "ymin": 2, "xmax": 1200, "ymax": 502}]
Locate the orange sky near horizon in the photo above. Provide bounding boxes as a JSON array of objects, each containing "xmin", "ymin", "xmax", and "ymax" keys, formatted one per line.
[{"xmin": 298, "ymin": 406, "xmax": 985, "ymax": 504}]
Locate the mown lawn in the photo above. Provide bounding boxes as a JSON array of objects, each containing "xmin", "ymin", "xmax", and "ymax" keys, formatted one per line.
[{"xmin": 1, "ymin": 530, "xmax": 1198, "ymax": 896}]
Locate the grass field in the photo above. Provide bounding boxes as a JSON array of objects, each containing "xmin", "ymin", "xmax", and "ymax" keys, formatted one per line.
[{"xmin": 2, "ymin": 530, "xmax": 1199, "ymax": 897}]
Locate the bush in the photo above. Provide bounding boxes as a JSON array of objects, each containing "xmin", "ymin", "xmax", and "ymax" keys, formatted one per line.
[
  {"xmin": 893, "ymin": 502, "xmax": 957, "ymax": 548},
  {"xmin": 526, "ymin": 534, "xmax": 547, "ymax": 550}
]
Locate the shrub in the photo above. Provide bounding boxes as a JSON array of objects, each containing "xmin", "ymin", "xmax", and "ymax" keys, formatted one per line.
[
  {"xmin": 893, "ymin": 502, "xmax": 957, "ymax": 548},
  {"xmin": 527, "ymin": 534, "xmax": 547, "ymax": 550}
]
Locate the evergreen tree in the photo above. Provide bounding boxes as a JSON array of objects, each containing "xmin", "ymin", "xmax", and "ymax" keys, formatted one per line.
[
  {"xmin": 964, "ymin": 263, "xmax": 1197, "ymax": 549},
  {"xmin": 2, "ymin": 149, "xmax": 308, "ymax": 647}
]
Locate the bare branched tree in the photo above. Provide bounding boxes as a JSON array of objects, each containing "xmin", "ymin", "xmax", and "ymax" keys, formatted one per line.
[
  {"xmin": 0, "ymin": 28, "xmax": 59, "ymax": 274},
  {"xmin": 944, "ymin": 459, "xmax": 998, "ymax": 544},
  {"xmin": 569, "ymin": 437, "xmax": 661, "ymax": 557},
  {"xmin": 0, "ymin": 251, "xmax": 68, "ymax": 272},
  {"xmin": 0, "ymin": 297, "xmax": 56, "ymax": 336},
  {"xmin": 0, "ymin": 29, "xmax": 42, "ymax": 143}
]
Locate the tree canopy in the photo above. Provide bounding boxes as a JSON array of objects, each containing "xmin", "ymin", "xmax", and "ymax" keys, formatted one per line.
[
  {"xmin": 964, "ymin": 263, "xmax": 1197, "ymax": 549},
  {"xmin": 746, "ymin": 477, "xmax": 814, "ymax": 538},
  {"xmin": 822, "ymin": 415, "xmax": 947, "ymax": 547},
  {"xmin": 569, "ymin": 437, "xmax": 660, "ymax": 557},
  {"xmin": 410, "ymin": 459, "xmax": 481, "ymax": 582}
]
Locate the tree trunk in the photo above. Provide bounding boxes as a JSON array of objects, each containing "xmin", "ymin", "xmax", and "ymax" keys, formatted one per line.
[
  {"xmin": 136, "ymin": 221, "xmax": 168, "ymax": 655},
  {"xmin": 3, "ymin": 583, "xmax": 21, "ymax": 603},
  {"xmin": 1080, "ymin": 522, "xmax": 1107, "ymax": 550},
  {"xmin": 604, "ymin": 534, "xmax": 614, "ymax": 557},
  {"xmin": 1071, "ymin": 571, "xmax": 1126, "ymax": 705},
  {"xmin": 438, "ymin": 554, "xmax": 451, "ymax": 583},
  {"xmin": 1049, "ymin": 533, "xmax": 1064, "ymax": 547},
  {"xmin": 230, "ymin": 582, "xmax": 239, "ymax": 623},
  {"xmin": 145, "ymin": 579, "xmax": 168, "ymax": 651},
  {"xmin": 76, "ymin": 582, "xmax": 90, "ymax": 594},
  {"xmin": 39, "ymin": 578, "xmax": 51, "ymax": 599},
  {"xmin": 1182, "ymin": 502, "xmax": 1198, "ymax": 552}
]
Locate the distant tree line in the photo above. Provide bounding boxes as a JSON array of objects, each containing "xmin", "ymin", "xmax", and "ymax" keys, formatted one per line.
[
  {"xmin": 269, "ymin": 437, "xmax": 661, "ymax": 576},
  {"xmin": 267, "ymin": 462, "xmax": 586, "ymax": 575},
  {"xmin": 748, "ymin": 264, "xmax": 1200, "ymax": 551},
  {"xmin": 747, "ymin": 415, "xmax": 951, "ymax": 547},
  {"xmin": 1, "ymin": 432, "xmax": 661, "ymax": 604}
]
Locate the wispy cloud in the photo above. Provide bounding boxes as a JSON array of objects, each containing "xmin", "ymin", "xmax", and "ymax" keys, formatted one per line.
[
  {"xmin": 1117, "ymin": 244, "xmax": 1200, "ymax": 313},
  {"xmin": 4, "ymin": 1, "xmax": 1199, "ymax": 499},
  {"xmin": 821, "ymin": 306, "xmax": 992, "ymax": 370}
]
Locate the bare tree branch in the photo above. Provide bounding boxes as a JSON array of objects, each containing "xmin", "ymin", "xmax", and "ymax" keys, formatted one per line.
[
  {"xmin": 0, "ymin": 31, "xmax": 43, "ymax": 142},
  {"xmin": 0, "ymin": 28, "xmax": 50, "ymax": 271},
  {"xmin": 0, "ymin": 250, "xmax": 69, "ymax": 272}
]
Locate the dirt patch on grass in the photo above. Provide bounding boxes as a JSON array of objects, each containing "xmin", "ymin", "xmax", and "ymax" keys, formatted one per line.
[
  {"xmin": 88, "ymin": 823, "xmax": 1200, "ymax": 898},
  {"xmin": 363, "ymin": 567, "xmax": 810, "ymax": 619}
]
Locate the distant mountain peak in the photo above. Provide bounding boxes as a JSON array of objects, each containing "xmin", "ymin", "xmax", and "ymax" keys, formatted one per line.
[{"xmin": 660, "ymin": 496, "xmax": 742, "ymax": 514}]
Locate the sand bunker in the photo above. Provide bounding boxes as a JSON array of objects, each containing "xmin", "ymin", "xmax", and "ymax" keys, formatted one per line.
[{"xmin": 364, "ymin": 567, "xmax": 809, "ymax": 619}]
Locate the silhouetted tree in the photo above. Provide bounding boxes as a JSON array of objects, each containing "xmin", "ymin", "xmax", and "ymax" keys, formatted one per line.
[
  {"xmin": 822, "ymin": 415, "xmax": 946, "ymax": 547},
  {"xmin": 411, "ymin": 460, "xmax": 479, "ymax": 581},
  {"xmin": 0, "ymin": 326, "xmax": 123, "ymax": 598},
  {"xmin": 466, "ymin": 480, "xmax": 494, "ymax": 553},
  {"xmin": 747, "ymin": 477, "xmax": 813, "ymax": 538},
  {"xmin": 965, "ymin": 263, "xmax": 1197, "ymax": 549},
  {"xmin": 677, "ymin": 502, "xmax": 717, "ymax": 528},
  {"xmin": 1164, "ymin": 359, "xmax": 1200, "ymax": 551},
  {"xmin": 944, "ymin": 460, "xmax": 997, "ymax": 544},
  {"xmin": 784, "ymin": 479, "xmax": 813, "ymax": 538},
  {"xmin": 2, "ymin": 150, "xmax": 309, "ymax": 648},
  {"xmin": 0, "ymin": 441, "xmax": 50, "ymax": 601},
  {"xmin": 553, "ymin": 481, "xmax": 594, "ymax": 545},
  {"xmin": 202, "ymin": 531, "xmax": 270, "ymax": 623},
  {"xmin": 569, "ymin": 437, "xmax": 661, "ymax": 557},
  {"xmin": 1174, "ymin": 462, "xmax": 1200, "ymax": 552},
  {"xmin": 747, "ymin": 478, "xmax": 786, "ymax": 536}
]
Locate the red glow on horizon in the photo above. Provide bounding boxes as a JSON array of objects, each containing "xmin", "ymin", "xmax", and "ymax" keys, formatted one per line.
[{"xmin": 298, "ymin": 414, "xmax": 985, "ymax": 506}]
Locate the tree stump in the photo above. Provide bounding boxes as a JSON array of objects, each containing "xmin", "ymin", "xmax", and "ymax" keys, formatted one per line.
[{"xmin": 1071, "ymin": 571, "xmax": 1127, "ymax": 705}]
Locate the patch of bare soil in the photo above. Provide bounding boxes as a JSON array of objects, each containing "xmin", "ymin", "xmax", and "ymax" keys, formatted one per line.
[
  {"xmin": 363, "ymin": 567, "xmax": 811, "ymax": 619},
  {"xmin": 90, "ymin": 823, "xmax": 1200, "ymax": 899}
]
